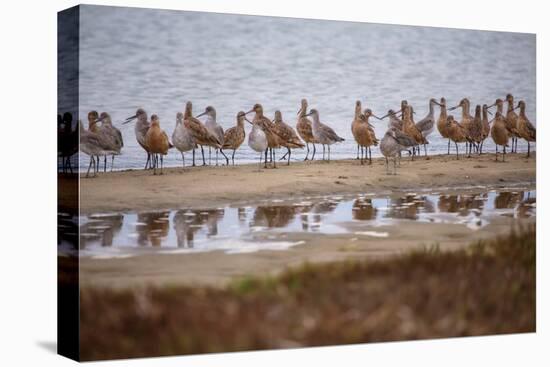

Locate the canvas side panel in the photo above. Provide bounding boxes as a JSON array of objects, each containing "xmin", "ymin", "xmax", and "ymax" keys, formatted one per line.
[{"xmin": 57, "ymin": 5, "xmax": 80, "ymax": 362}]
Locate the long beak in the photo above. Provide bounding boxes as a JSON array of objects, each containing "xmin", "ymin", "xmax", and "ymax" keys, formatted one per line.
[
  {"xmin": 434, "ymin": 101, "xmax": 443, "ymax": 107},
  {"xmin": 486, "ymin": 103, "xmax": 496, "ymax": 109},
  {"xmin": 122, "ymin": 115, "xmax": 137, "ymax": 124},
  {"xmin": 245, "ymin": 117, "xmax": 253, "ymax": 125},
  {"xmin": 372, "ymin": 114, "xmax": 382, "ymax": 120},
  {"xmin": 304, "ymin": 112, "xmax": 313, "ymax": 117},
  {"xmin": 297, "ymin": 107, "xmax": 302, "ymax": 116},
  {"xmin": 245, "ymin": 109, "xmax": 254, "ymax": 115},
  {"xmin": 447, "ymin": 105, "xmax": 458, "ymax": 111},
  {"xmin": 195, "ymin": 111, "xmax": 206, "ymax": 118}
]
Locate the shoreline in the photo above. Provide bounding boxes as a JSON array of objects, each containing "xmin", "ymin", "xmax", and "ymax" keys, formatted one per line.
[{"xmin": 75, "ymin": 153, "xmax": 536, "ymax": 214}]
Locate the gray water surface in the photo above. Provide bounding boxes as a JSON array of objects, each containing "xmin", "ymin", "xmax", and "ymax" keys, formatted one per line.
[{"xmin": 75, "ymin": 5, "xmax": 536, "ymax": 169}]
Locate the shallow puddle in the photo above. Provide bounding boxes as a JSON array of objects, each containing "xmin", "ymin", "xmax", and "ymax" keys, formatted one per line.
[{"xmin": 58, "ymin": 188, "xmax": 535, "ymax": 258}]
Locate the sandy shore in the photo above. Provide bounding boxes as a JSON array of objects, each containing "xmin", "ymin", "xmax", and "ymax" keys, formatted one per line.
[{"xmin": 77, "ymin": 153, "xmax": 536, "ymax": 214}]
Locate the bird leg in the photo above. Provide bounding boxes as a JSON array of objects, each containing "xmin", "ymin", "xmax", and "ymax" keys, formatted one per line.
[
  {"xmin": 527, "ymin": 142, "xmax": 530, "ymax": 158},
  {"xmin": 272, "ymin": 149, "xmax": 277, "ymax": 168},
  {"xmin": 208, "ymin": 146, "xmax": 212, "ymax": 165},
  {"xmin": 192, "ymin": 149, "xmax": 196, "ymax": 167},
  {"xmin": 356, "ymin": 145, "xmax": 360, "ymax": 160},
  {"xmin": 503, "ymin": 146, "xmax": 506, "ymax": 162},
  {"xmin": 495, "ymin": 145, "xmax": 498, "ymax": 162},
  {"xmin": 144, "ymin": 153, "xmax": 151, "ymax": 170},
  {"xmin": 304, "ymin": 143, "xmax": 310, "ymax": 161},
  {"xmin": 201, "ymin": 146, "xmax": 206, "ymax": 166},
  {"xmin": 111, "ymin": 155, "xmax": 115, "ymax": 172},
  {"xmin": 181, "ymin": 152, "xmax": 185, "ymax": 168},
  {"xmin": 86, "ymin": 156, "xmax": 94, "ymax": 178},
  {"xmin": 447, "ymin": 139, "xmax": 450, "ymax": 155},
  {"xmin": 220, "ymin": 149, "xmax": 229, "ymax": 166},
  {"xmin": 160, "ymin": 155, "xmax": 164, "ymax": 175},
  {"xmin": 322, "ymin": 144, "xmax": 326, "ymax": 161},
  {"xmin": 264, "ymin": 149, "xmax": 268, "ymax": 168},
  {"xmin": 232, "ymin": 149, "xmax": 236, "ymax": 165},
  {"xmin": 328, "ymin": 145, "xmax": 331, "ymax": 162},
  {"xmin": 311, "ymin": 144, "xmax": 316, "ymax": 160},
  {"xmin": 393, "ymin": 157, "xmax": 397, "ymax": 175},
  {"xmin": 455, "ymin": 142, "xmax": 459, "ymax": 160},
  {"xmin": 287, "ymin": 147, "xmax": 291, "ymax": 166}
]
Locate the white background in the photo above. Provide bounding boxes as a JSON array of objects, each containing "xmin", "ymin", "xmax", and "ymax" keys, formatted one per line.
[{"xmin": 0, "ymin": 0, "xmax": 546, "ymax": 366}]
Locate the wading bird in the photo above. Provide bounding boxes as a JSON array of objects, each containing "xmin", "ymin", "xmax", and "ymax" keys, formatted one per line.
[
  {"xmin": 479, "ymin": 104, "xmax": 492, "ymax": 154},
  {"xmin": 145, "ymin": 115, "xmax": 172, "ymax": 175},
  {"xmin": 304, "ymin": 109, "xmax": 345, "ymax": 161},
  {"xmin": 182, "ymin": 102, "xmax": 222, "ymax": 166},
  {"xmin": 97, "ymin": 112, "xmax": 123, "ymax": 172},
  {"xmin": 446, "ymin": 115, "xmax": 468, "ymax": 160},
  {"xmin": 415, "ymin": 98, "xmax": 443, "ymax": 157},
  {"xmin": 245, "ymin": 103, "xmax": 282, "ymax": 168},
  {"xmin": 246, "ymin": 113, "xmax": 268, "ymax": 170},
  {"xmin": 79, "ymin": 119, "xmax": 116, "ymax": 178},
  {"xmin": 505, "ymin": 94, "xmax": 520, "ymax": 153},
  {"xmin": 296, "ymin": 98, "xmax": 317, "ymax": 160},
  {"xmin": 490, "ymin": 111, "xmax": 510, "ymax": 162},
  {"xmin": 172, "ymin": 112, "xmax": 196, "ymax": 167},
  {"xmin": 123, "ymin": 108, "xmax": 152, "ymax": 169},
  {"xmin": 353, "ymin": 109, "xmax": 380, "ymax": 165},
  {"xmin": 220, "ymin": 111, "xmax": 246, "ymax": 165},
  {"xmin": 273, "ymin": 110, "xmax": 305, "ymax": 165},
  {"xmin": 515, "ymin": 100, "xmax": 536, "ymax": 158},
  {"xmin": 196, "ymin": 106, "xmax": 225, "ymax": 166},
  {"xmin": 437, "ymin": 97, "xmax": 451, "ymax": 154}
]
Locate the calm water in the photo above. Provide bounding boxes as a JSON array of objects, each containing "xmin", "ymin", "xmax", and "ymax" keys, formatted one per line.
[
  {"xmin": 73, "ymin": 5, "xmax": 536, "ymax": 169},
  {"xmin": 58, "ymin": 188, "xmax": 535, "ymax": 258}
]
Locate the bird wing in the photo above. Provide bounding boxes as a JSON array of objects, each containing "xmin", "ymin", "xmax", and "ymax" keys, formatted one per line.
[
  {"xmin": 321, "ymin": 123, "xmax": 345, "ymax": 142},
  {"xmin": 393, "ymin": 129, "xmax": 416, "ymax": 147}
]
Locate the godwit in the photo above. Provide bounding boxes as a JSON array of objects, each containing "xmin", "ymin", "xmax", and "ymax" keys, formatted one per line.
[
  {"xmin": 469, "ymin": 105, "xmax": 484, "ymax": 156},
  {"xmin": 436, "ymin": 97, "xmax": 451, "ymax": 154},
  {"xmin": 245, "ymin": 114, "xmax": 268, "ymax": 170},
  {"xmin": 296, "ymin": 98, "xmax": 316, "ymax": 160},
  {"xmin": 515, "ymin": 100, "xmax": 536, "ymax": 158},
  {"xmin": 220, "ymin": 111, "xmax": 246, "ymax": 165},
  {"xmin": 505, "ymin": 94, "xmax": 520, "ymax": 153},
  {"xmin": 360, "ymin": 109, "xmax": 381, "ymax": 164},
  {"xmin": 172, "ymin": 112, "xmax": 196, "ymax": 167},
  {"xmin": 382, "ymin": 109, "xmax": 403, "ymax": 130},
  {"xmin": 97, "ymin": 112, "xmax": 123, "ymax": 172},
  {"xmin": 402, "ymin": 105, "xmax": 426, "ymax": 160},
  {"xmin": 415, "ymin": 98, "xmax": 443, "ymax": 157},
  {"xmin": 79, "ymin": 119, "xmax": 116, "ymax": 178},
  {"xmin": 351, "ymin": 100, "xmax": 363, "ymax": 160},
  {"xmin": 380, "ymin": 127, "xmax": 407, "ymax": 175},
  {"xmin": 196, "ymin": 106, "xmax": 225, "ymax": 166},
  {"xmin": 272, "ymin": 110, "xmax": 305, "ymax": 165},
  {"xmin": 123, "ymin": 108, "xmax": 151, "ymax": 169},
  {"xmin": 304, "ymin": 109, "xmax": 344, "ymax": 161},
  {"xmin": 245, "ymin": 103, "xmax": 282, "ymax": 168},
  {"xmin": 448, "ymin": 98, "xmax": 476, "ymax": 157},
  {"xmin": 145, "ymin": 114, "xmax": 172, "ymax": 175},
  {"xmin": 490, "ymin": 111, "xmax": 510, "ymax": 162},
  {"xmin": 479, "ymin": 104, "xmax": 492, "ymax": 154},
  {"xmin": 182, "ymin": 101, "xmax": 222, "ymax": 166},
  {"xmin": 446, "ymin": 115, "xmax": 468, "ymax": 160}
]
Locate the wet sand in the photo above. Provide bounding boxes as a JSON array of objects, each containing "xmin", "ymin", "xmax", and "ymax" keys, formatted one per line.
[
  {"xmin": 73, "ymin": 153, "xmax": 536, "ymax": 289},
  {"xmin": 77, "ymin": 153, "xmax": 536, "ymax": 214}
]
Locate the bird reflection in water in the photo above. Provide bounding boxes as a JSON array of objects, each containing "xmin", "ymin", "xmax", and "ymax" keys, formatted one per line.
[
  {"xmin": 172, "ymin": 208, "xmax": 225, "ymax": 248},
  {"xmin": 80, "ymin": 213, "xmax": 124, "ymax": 248},
  {"xmin": 136, "ymin": 212, "xmax": 170, "ymax": 247},
  {"xmin": 352, "ymin": 198, "xmax": 378, "ymax": 220}
]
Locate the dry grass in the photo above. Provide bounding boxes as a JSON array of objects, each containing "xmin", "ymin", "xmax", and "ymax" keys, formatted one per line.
[{"xmin": 79, "ymin": 225, "xmax": 535, "ymax": 361}]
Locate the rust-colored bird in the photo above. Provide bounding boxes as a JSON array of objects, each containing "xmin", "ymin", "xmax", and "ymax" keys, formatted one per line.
[
  {"xmin": 515, "ymin": 100, "xmax": 536, "ymax": 158},
  {"xmin": 446, "ymin": 115, "xmax": 468, "ymax": 160},
  {"xmin": 353, "ymin": 109, "xmax": 380, "ymax": 165},
  {"xmin": 505, "ymin": 94, "xmax": 520, "ymax": 153},
  {"xmin": 351, "ymin": 100, "xmax": 363, "ymax": 160},
  {"xmin": 296, "ymin": 98, "xmax": 317, "ymax": 160},
  {"xmin": 479, "ymin": 104, "xmax": 492, "ymax": 154},
  {"xmin": 490, "ymin": 111, "xmax": 510, "ymax": 162},
  {"xmin": 145, "ymin": 114, "xmax": 172, "ymax": 175},
  {"xmin": 402, "ymin": 105, "xmax": 426, "ymax": 160}
]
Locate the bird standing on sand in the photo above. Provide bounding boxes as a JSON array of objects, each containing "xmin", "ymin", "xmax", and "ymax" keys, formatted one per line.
[
  {"xmin": 490, "ymin": 111, "xmax": 510, "ymax": 162},
  {"xmin": 182, "ymin": 102, "xmax": 222, "ymax": 166},
  {"xmin": 351, "ymin": 100, "xmax": 363, "ymax": 160},
  {"xmin": 97, "ymin": 112, "xmax": 123, "ymax": 172},
  {"xmin": 123, "ymin": 108, "xmax": 152, "ymax": 170},
  {"xmin": 415, "ymin": 98, "xmax": 443, "ymax": 157},
  {"xmin": 304, "ymin": 109, "xmax": 345, "ymax": 161},
  {"xmin": 355, "ymin": 109, "xmax": 380, "ymax": 165},
  {"xmin": 479, "ymin": 104, "xmax": 492, "ymax": 154},
  {"xmin": 220, "ymin": 111, "xmax": 246, "ymax": 165},
  {"xmin": 246, "ymin": 113, "xmax": 268, "ymax": 170},
  {"xmin": 469, "ymin": 105, "xmax": 484, "ymax": 156},
  {"xmin": 380, "ymin": 127, "xmax": 412, "ymax": 175},
  {"xmin": 446, "ymin": 115, "xmax": 468, "ymax": 160},
  {"xmin": 272, "ymin": 110, "xmax": 305, "ymax": 165},
  {"xmin": 505, "ymin": 94, "xmax": 520, "ymax": 153},
  {"xmin": 246, "ymin": 103, "xmax": 282, "ymax": 168},
  {"xmin": 296, "ymin": 98, "xmax": 317, "ymax": 160},
  {"xmin": 197, "ymin": 106, "xmax": 225, "ymax": 166},
  {"xmin": 79, "ymin": 119, "xmax": 116, "ymax": 178},
  {"xmin": 145, "ymin": 115, "xmax": 172, "ymax": 175},
  {"xmin": 402, "ymin": 105, "xmax": 426, "ymax": 160},
  {"xmin": 172, "ymin": 112, "xmax": 196, "ymax": 167},
  {"xmin": 515, "ymin": 100, "xmax": 536, "ymax": 158},
  {"xmin": 437, "ymin": 97, "xmax": 451, "ymax": 155},
  {"xmin": 448, "ymin": 98, "xmax": 477, "ymax": 157}
]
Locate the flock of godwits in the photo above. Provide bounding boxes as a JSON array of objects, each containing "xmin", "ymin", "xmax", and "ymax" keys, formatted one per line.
[{"xmin": 58, "ymin": 93, "xmax": 535, "ymax": 177}]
